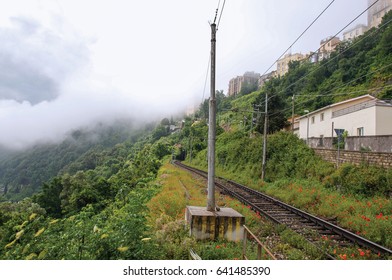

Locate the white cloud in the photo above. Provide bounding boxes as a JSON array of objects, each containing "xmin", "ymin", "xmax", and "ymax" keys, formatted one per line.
[{"xmin": 0, "ymin": 0, "xmax": 369, "ymax": 149}]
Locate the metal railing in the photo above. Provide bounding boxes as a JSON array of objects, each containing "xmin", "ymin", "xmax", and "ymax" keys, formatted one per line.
[
  {"xmin": 189, "ymin": 248, "xmax": 202, "ymax": 260},
  {"xmin": 242, "ymin": 225, "xmax": 276, "ymax": 260}
]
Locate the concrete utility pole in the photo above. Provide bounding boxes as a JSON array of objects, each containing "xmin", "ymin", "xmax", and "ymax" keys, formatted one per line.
[
  {"xmin": 207, "ymin": 23, "xmax": 217, "ymax": 212},
  {"xmin": 261, "ymin": 92, "xmax": 268, "ymax": 181}
]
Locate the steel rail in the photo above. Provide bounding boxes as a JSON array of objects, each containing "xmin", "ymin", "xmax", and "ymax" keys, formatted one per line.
[{"xmin": 173, "ymin": 161, "xmax": 392, "ymax": 257}]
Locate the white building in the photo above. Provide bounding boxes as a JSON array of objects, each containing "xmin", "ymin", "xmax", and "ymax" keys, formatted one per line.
[
  {"xmin": 368, "ymin": 0, "xmax": 392, "ymax": 29},
  {"xmin": 298, "ymin": 95, "xmax": 392, "ymax": 141},
  {"xmin": 343, "ymin": 24, "xmax": 368, "ymax": 41}
]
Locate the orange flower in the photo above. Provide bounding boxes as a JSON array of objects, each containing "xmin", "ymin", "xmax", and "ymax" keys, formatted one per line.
[
  {"xmin": 339, "ymin": 254, "xmax": 347, "ymax": 260},
  {"xmin": 376, "ymin": 213, "xmax": 383, "ymax": 220}
]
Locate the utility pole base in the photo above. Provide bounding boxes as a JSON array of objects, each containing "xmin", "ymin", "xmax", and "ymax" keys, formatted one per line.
[{"xmin": 185, "ymin": 206, "xmax": 245, "ymax": 241}]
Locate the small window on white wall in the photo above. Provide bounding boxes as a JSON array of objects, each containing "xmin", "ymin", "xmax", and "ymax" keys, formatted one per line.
[
  {"xmin": 311, "ymin": 116, "xmax": 315, "ymax": 124},
  {"xmin": 320, "ymin": 113, "xmax": 324, "ymax": 121},
  {"xmin": 357, "ymin": 127, "xmax": 364, "ymax": 136}
]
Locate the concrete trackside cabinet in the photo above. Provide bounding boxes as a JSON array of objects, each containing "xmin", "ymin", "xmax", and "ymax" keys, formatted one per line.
[{"xmin": 185, "ymin": 206, "xmax": 245, "ymax": 241}]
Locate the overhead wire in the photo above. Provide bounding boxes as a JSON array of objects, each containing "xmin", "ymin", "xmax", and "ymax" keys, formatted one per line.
[
  {"xmin": 216, "ymin": 0, "xmax": 226, "ymax": 30},
  {"xmin": 268, "ymin": 85, "xmax": 392, "ymax": 118},
  {"xmin": 200, "ymin": 0, "xmax": 227, "ymax": 109},
  {"xmin": 201, "ymin": 55, "xmax": 211, "ymax": 104},
  {"xmin": 273, "ymin": 14, "xmax": 392, "ymax": 102},
  {"xmin": 293, "ymin": 85, "xmax": 392, "ymax": 97},
  {"xmin": 256, "ymin": 0, "xmax": 386, "ymax": 109},
  {"xmin": 268, "ymin": 60, "xmax": 392, "ymax": 118},
  {"xmin": 261, "ymin": 0, "xmax": 336, "ymax": 77},
  {"xmin": 213, "ymin": 0, "xmax": 220, "ymax": 24},
  {"xmin": 253, "ymin": 59, "xmax": 392, "ymax": 118},
  {"xmin": 271, "ymin": 0, "xmax": 382, "ymax": 100}
]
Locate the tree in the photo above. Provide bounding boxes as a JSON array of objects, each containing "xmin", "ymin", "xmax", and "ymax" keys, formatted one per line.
[
  {"xmin": 33, "ymin": 177, "xmax": 63, "ymax": 217},
  {"xmin": 254, "ymin": 84, "xmax": 287, "ymax": 134},
  {"xmin": 239, "ymin": 81, "xmax": 258, "ymax": 96},
  {"xmin": 160, "ymin": 118, "xmax": 170, "ymax": 126}
]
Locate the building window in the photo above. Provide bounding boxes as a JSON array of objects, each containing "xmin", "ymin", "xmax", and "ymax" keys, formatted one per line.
[
  {"xmin": 357, "ymin": 127, "xmax": 364, "ymax": 136},
  {"xmin": 311, "ymin": 116, "xmax": 315, "ymax": 124},
  {"xmin": 320, "ymin": 113, "xmax": 324, "ymax": 121}
]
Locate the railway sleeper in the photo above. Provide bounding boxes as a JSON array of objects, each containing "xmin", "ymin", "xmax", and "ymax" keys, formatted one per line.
[
  {"xmin": 264, "ymin": 210, "xmax": 292, "ymax": 214},
  {"xmin": 252, "ymin": 203, "xmax": 276, "ymax": 207},
  {"xmin": 276, "ymin": 218, "xmax": 300, "ymax": 223},
  {"xmin": 248, "ymin": 199, "xmax": 271, "ymax": 204},
  {"xmin": 304, "ymin": 224, "xmax": 325, "ymax": 229},
  {"xmin": 270, "ymin": 213, "xmax": 298, "ymax": 217}
]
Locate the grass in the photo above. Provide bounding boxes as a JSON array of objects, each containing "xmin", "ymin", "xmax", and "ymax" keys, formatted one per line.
[
  {"xmin": 260, "ymin": 179, "xmax": 392, "ymax": 252},
  {"xmin": 181, "ymin": 160, "xmax": 392, "ymax": 259},
  {"xmin": 146, "ymin": 160, "xmax": 326, "ymax": 260}
]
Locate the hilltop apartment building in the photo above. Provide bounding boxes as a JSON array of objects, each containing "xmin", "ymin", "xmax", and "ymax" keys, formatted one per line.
[
  {"xmin": 318, "ymin": 36, "xmax": 341, "ymax": 60},
  {"xmin": 276, "ymin": 53, "xmax": 305, "ymax": 76},
  {"xmin": 228, "ymin": 71, "xmax": 260, "ymax": 97},
  {"xmin": 342, "ymin": 24, "xmax": 369, "ymax": 41},
  {"xmin": 368, "ymin": 0, "xmax": 392, "ymax": 28}
]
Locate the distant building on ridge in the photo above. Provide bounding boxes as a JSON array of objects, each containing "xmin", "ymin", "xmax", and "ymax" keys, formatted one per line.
[
  {"xmin": 276, "ymin": 53, "xmax": 305, "ymax": 76},
  {"xmin": 368, "ymin": 0, "xmax": 392, "ymax": 29},
  {"xmin": 343, "ymin": 24, "xmax": 369, "ymax": 41},
  {"xmin": 319, "ymin": 36, "xmax": 341, "ymax": 60},
  {"xmin": 228, "ymin": 71, "xmax": 260, "ymax": 97}
]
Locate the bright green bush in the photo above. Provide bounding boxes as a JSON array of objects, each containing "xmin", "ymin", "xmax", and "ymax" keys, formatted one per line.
[{"xmin": 324, "ymin": 164, "xmax": 391, "ymax": 197}]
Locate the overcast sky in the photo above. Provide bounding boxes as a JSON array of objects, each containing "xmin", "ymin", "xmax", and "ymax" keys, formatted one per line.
[{"xmin": 0, "ymin": 0, "xmax": 368, "ymax": 149}]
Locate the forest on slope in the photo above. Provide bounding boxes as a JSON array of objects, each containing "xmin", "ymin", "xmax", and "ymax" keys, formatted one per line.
[{"xmin": 0, "ymin": 120, "xmax": 148, "ymax": 201}]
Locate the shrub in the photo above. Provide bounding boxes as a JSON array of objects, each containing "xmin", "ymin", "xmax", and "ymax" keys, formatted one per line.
[{"xmin": 324, "ymin": 164, "xmax": 391, "ymax": 197}]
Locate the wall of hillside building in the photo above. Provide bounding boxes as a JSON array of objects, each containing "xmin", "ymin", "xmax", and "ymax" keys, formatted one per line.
[
  {"xmin": 307, "ymin": 135, "xmax": 392, "ymax": 153},
  {"xmin": 313, "ymin": 148, "xmax": 392, "ymax": 168}
]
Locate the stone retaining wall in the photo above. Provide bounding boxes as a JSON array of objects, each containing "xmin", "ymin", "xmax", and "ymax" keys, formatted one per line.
[
  {"xmin": 308, "ymin": 135, "xmax": 392, "ymax": 153},
  {"xmin": 313, "ymin": 148, "xmax": 392, "ymax": 168}
]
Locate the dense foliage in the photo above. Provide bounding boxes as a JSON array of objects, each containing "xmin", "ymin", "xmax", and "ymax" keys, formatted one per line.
[{"xmin": 0, "ymin": 126, "xmax": 169, "ymax": 259}]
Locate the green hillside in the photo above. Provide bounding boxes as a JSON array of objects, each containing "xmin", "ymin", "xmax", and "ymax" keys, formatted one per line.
[{"xmin": 0, "ymin": 121, "xmax": 144, "ymax": 201}]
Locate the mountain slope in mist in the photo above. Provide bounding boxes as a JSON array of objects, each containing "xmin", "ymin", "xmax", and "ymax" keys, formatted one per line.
[{"xmin": 0, "ymin": 120, "xmax": 143, "ymax": 201}]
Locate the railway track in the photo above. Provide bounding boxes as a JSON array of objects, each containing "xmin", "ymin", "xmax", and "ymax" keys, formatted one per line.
[{"xmin": 173, "ymin": 160, "xmax": 392, "ymax": 259}]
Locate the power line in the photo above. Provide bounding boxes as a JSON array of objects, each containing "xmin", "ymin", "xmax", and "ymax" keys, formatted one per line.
[
  {"xmin": 267, "ymin": 0, "xmax": 382, "ymax": 101},
  {"xmin": 261, "ymin": 0, "xmax": 336, "ymax": 77},
  {"xmin": 253, "ymin": 59, "xmax": 392, "ymax": 119},
  {"xmin": 294, "ymin": 85, "xmax": 392, "ymax": 97},
  {"xmin": 269, "ymin": 83, "xmax": 392, "ymax": 118},
  {"xmin": 201, "ymin": 55, "xmax": 211, "ymax": 104},
  {"xmin": 213, "ymin": 0, "xmax": 220, "ymax": 24},
  {"xmin": 217, "ymin": 0, "xmax": 226, "ymax": 30},
  {"xmin": 253, "ymin": 0, "xmax": 387, "ymax": 113},
  {"xmin": 257, "ymin": 84, "xmax": 392, "ymax": 118},
  {"xmin": 318, "ymin": 61, "xmax": 392, "ymax": 96},
  {"xmin": 317, "ymin": 0, "xmax": 380, "ymax": 59},
  {"xmin": 201, "ymin": 0, "xmax": 226, "ymax": 107},
  {"xmin": 273, "ymin": 15, "xmax": 392, "ymax": 102}
]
